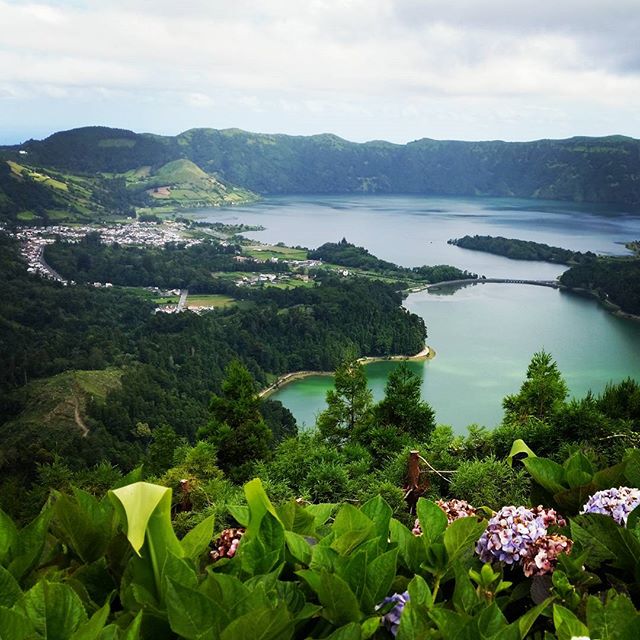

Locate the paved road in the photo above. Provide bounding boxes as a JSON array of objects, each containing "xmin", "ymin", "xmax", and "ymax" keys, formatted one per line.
[
  {"xmin": 37, "ymin": 246, "xmax": 67, "ymax": 283},
  {"xmin": 177, "ymin": 289, "xmax": 189, "ymax": 311}
]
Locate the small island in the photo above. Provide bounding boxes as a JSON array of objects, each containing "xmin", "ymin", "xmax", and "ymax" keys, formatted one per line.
[{"xmin": 448, "ymin": 235, "xmax": 596, "ymax": 265}]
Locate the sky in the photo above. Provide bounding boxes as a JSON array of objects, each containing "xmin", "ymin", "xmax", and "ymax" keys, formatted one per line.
[{"xmin": 1, "ymin": 0, "xmax": 639, "ymax": 145}]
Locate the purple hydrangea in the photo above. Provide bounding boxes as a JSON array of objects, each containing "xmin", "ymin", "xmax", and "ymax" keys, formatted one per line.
[
  {"xmin": 475, "ymin": 506, "xmax": 563, "ymax": 566},
  {"xmin": 581, "ymin": 487, "xmax": 640, "ymax": 526},
  {"xmin": 376, "ymin": 591, "xmax": 409, "ymax": 636}
]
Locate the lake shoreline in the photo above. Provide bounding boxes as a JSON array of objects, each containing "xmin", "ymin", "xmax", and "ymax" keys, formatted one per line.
[
  {"xmin": 560, "ymin": 285, "xmax": 640, "ymax": 323},
  {"xmin": 259, "ymin": 345, "xmax": 435, "ymax": 398}
]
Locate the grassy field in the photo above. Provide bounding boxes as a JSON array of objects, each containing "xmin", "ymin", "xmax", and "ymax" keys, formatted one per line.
[
  {"xmin": 264, "ymin": 279, "xmax": 315, "ymax": 290},
  {"xmin": 243, "ymin": 244, "xmax": 308, "ymax": 260},
  {"xmin": 186, "ymin": 294, "xmax": 236, "ymax": 308}
]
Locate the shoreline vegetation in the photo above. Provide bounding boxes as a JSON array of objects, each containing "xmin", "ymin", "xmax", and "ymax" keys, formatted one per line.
[{"xmin": 259, "ymin": 345, "xmax": 435, "ymax": 398}]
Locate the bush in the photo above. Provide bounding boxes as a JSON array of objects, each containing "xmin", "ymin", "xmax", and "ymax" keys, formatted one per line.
[{"xmin": 449, "ymin": 456, "xmax": 531, "ymax": 509}]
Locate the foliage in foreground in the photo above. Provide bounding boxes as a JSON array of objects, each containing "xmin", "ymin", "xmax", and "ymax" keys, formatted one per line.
[{"xmin": 4, "ymin": 444, "xmax": 640, "ymax": 639}]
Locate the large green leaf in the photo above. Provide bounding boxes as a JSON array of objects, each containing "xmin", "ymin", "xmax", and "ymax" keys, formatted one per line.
[
  {"xmin": 244, "ymin": 478, "xmax": 281, "ymax": 530},
  {"xmin": 8, "ymin": 509, "xmax": 52, "ymax": 581},
  {"xmin": 324, "ymin": 622, "xmax": 362, "ymax": 640},
  {"xmin": 0, "ymin": 565, "xmax": 21, "ymax": 608},
  {"xmin": 165, "ymin": 579, "xmax": 229, "ymax": 640},
  {"xmin": 571, "ymin": 514, "xmax": 640, "ymax": 575},
  {"xmin": 110, "ymin": 482, "xmax": 183, "ymax": 603},
  {"xmin": 586, "ymin": 592, "xmax": 639, "ymax": 639},
  {"xmin": 180, "ymin": 514, "xmax": 215, "ymax": 562},
  {"xmin": 53, "ymin": 489, "xmax": 115, "ymax": 564},
  {"xmin": 416, "ymin": 499, "xmax": 447, "ymax": 545},
  {"xmin": 522, "ymin": 457, "xmax": 567, "ymax": 495},
  {"xmin": 553, "ymin": 604, "xmax": 589, "ymax": 640},
  {"xmin": 0, "ymin": 509, "xmax": 18, "ymax": 566},
  {"xmin": 70, "ymin": 602, "xmax": 110, "ymax": 640},
  {"xmin": 331, "ymin": 504, "xmax": 374, "ymax": 554},
  {"xmin": 389, "ymin": 519, "xmax": 425, "ymax": 574},
  {"xmin": 17, "ymin": 581, "xmax": 88, "ymax": 640},
  {"xmin": 443, "ymin": 517, "xmax": 487, "ymax": 567},
  {"xmin": 0, "ymin": 606, "xmax": 33, "ymax": 640},
  {"xmin": 220, "ymin": 606, "xmax": 294, "ymax": 640},
  {"xmin": 360, "ymin": 496, "xmax": 392, "ymax": 541},
  {"xmin": 284, "ymin": 531, "xmax": 312, "ymax": 565},
  {"xmin": 507, "ymin": 439, "xmax": 536, "ymax": 467},
  {"xmin": 276, "ymin": 501, "xmax": 316, "ymax": 535},
  {"xmin": 298, "ymin": 569, "xmax": 361, "ymax": 626},
  {"xmin": 364, "ymin": 548, "xmax": 398, "ymax": 612},
  {"xmin": 238, "ymin": 511, "xmax": 285, "ymax": 576},
  {"xmin": 109, "ymin": 482, "xmax": 178, "ymax": 557}
]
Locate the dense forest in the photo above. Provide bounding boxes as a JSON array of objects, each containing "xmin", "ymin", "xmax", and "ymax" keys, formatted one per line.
[
  {"xmin": 44, "ymin": 236, "xmax": 287, "ymax": 290},
  {"xmin": 449, "ymin": 235, "xmax": 597, "ymax": 265},
  {"xmin": 560, "ymin": 258, "xmax": 640, "ymax": 315},
  {"xmin": 309, "ymin": 239, "xmax": 476, "ymax": 282},
  {"xmin": 2, "ymin": 127, "xmax": 640, "ymax": 223},
  {"xmin": 0, "ymin": 234, "xmax": 427, "ymax": 514}
]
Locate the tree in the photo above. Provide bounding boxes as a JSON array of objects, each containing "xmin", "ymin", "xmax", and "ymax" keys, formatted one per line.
[
  {"xmin": 317, "ymin": 357, "xmax": 373, "ymax": 445},
  {"xmin": 503, "ymin": 351, "xmax": 568, "ymax": 424},
  {"xmin": 374, "ymin": 363, "xmax": 436, "ymax": 441},
  {"xmin": 198, "ymin": 360, "xmax": 273, "ymax": 480}
]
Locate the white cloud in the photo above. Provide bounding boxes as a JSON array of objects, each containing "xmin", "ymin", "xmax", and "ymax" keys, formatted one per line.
[{"xmin": 0, "ymin": 0, "xmax": 639, "ymax": 142}]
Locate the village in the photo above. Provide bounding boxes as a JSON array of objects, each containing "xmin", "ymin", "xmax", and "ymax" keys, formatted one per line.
[{"xmin": 1, "ymin": 220, "xmax": 340, "ymax": 312}]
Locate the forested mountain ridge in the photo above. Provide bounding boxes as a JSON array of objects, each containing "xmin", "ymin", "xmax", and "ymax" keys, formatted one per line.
[{"xmin": 2, "ymin": 127, "xmax": 640, "ymax": 213}]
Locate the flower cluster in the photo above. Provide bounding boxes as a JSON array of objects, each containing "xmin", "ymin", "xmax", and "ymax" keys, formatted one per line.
[
  {"xmin": 412, "ymin": 499, "xmax": 478, "ymax": 535},
  {"xmin": 210, "ymin": 527, "xmax": 245, "ymax": 562},
  {"xmin": 521, "ymin": 534, "xmax": 573, "ymax": 577},
  {"xmin": 580, "ymin": 487, "xmax": 640, "ymax": 526},
  {"xmin": 436, "ymin": 498, "xmax": 478, "ymax": 524},
  {"xmin": 475, "ymin": 505, "xmax": 570, "ymax": 575},
  {"xmin": 376, "ymin": 591, "xmax": 409, "ymax": 637}
]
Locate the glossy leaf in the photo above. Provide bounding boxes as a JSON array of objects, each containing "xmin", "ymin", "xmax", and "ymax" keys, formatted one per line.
[
  {"xmin": 180, "ymin": 514, "xmax": 215, "ymax": 562},
  {"xmin": 416, "ymin": 499, "xmax": 447, "ymax": 545}
]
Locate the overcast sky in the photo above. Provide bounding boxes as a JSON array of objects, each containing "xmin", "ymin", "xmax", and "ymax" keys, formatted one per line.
[{"xmin": 1, "ymin": 0, "xmax": 639, "ymax": 144}]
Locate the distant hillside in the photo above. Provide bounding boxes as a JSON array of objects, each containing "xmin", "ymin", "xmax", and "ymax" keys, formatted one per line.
[
  {"xmin": 0, "ymin": 369, "xmax": 123, "ymax": 474},
  {"xmin": 1, "ymin": 126, "xmax": 639, "ymax": 221},
  {"xmin": 0, "ymin": 142, "xmax": 257, "ymax": 224}
]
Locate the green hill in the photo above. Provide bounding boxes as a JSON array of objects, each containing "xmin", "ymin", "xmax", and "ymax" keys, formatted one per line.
[
  {"xmin": 0, "ymin": 369, "xmax": 123, "ymax": 478},
  {"xmin": 1, "ymin": 126, "xmax": 639, "ymax": 223}
]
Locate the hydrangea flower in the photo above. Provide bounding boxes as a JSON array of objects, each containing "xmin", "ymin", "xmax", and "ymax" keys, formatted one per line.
[
  {"xmin": 475, "ymin": 505, "xmax": 566, "ymax": 567},
  {"xmin": 521, "ymin": 534, "xmax": 573, "ymax": 577},
  {"xmin": 412, "ymin": 498, "xmax": 478, "ymax": 535},
  {"xmin": 210, "ymin": 527, "xmax": 244, "ymax": 562},
  {"xmin": 376, "ymin": 591, "xmax": 409, "ymax": 637},
  {"xmin": 436, "ymin": 498, "xmax": 478, "ymax": 524},
  {"xmin": 580, "ymin": 487, "xmax": 640, "ymax": 526}
]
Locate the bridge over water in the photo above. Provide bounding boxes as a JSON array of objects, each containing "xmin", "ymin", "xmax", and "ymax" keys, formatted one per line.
[{"xmin": 419, "ymin": 278, "xmax": 560, "ymax": 291}]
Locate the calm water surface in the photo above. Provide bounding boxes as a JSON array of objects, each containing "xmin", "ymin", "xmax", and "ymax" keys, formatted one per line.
[{"xmin": 192, "ymin": 195, "xmax": 640, "ymax": 432}]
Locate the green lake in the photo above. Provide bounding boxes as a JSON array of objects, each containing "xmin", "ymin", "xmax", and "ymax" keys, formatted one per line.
[{"xmin": 195, "ymin": 195, "xmax": 640, "ymax": 432}]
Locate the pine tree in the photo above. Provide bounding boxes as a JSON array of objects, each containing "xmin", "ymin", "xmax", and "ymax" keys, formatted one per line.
[
  {"xmin": 317, "ymin": 357, "xmax": 373, "ymax": 445},
  {"xmin": 375, "ymin": 362, "xmax": 436, "ymax": 440},
  {"xmin": 198, "ymin": 360, "xmax": 273, "ymax": 480},
  {"xmin": 503, "ymin": 350, "xmax": 568, "ymax": 424}
]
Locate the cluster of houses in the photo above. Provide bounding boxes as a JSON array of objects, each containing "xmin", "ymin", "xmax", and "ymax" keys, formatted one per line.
[{"xmin": 5, "ymin": 221, "xmax": 203, "ymax": 286}]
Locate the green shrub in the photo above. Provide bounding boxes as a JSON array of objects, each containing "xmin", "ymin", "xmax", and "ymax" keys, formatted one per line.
[{"xmin": 449, "ymin": 456, "xmax": 531, "ymax": 509}]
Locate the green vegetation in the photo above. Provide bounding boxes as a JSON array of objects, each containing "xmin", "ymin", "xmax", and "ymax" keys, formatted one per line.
[
  {"xmin": 309, "ymin": 238, "xmax": 476, "ymax": 283},
  {"xmin": 449, "ymin": 235, "xmax": 597, "ymax": 265},
  {"xmin": 243, "ymin": 244, "xmax": 308, "ymax": 260},
  {"xmin": 3, "ymin": 126, "xmax": 640, "ymax": 216},
  {"xmin": 0, "ymin": 233, "xmax": 427, "ymax": 515},
  {"xmin": 560, "ymin": 258, "xmax": 640, "ymax": 315},
  {"xmin": 44, "ymin": 236, "xmax": 287, "ymax": 291},
  {"xmin": 186, "ymin": 294, "xmax": 236, "ymax": 308}
]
